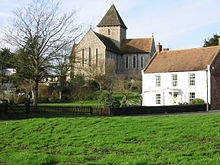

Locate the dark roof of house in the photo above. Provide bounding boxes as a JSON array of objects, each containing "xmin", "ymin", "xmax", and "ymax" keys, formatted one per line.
[
  {"xmin": 94, "ymin": 32, "xmax": 121, "ymax": 54},
  {"xmin": 144, "ymin": 46, "xmax": 220, "ymax": 73},
  {"xmin": 97, "ymin": 4, "xmax": 127, "ymax": 29},
  {"xmin": 121, "ymin": 38, "xmax": 153, "ymax": 53}
]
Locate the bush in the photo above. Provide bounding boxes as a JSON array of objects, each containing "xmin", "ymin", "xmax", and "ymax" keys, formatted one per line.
[
  {"xmin": 70, "ymin": 75, "xmax": 97, "ymax": 101},
  {"xmin": 192, "ymin": 98, "xmax": 205, "ymax": 104},
  {"xmin": 98, "ymin": 92, "xmax": 120, "ymax": 108},
  {"xmin": 17, "ymin": 95, "xmax": 29, "ymax": 104}
]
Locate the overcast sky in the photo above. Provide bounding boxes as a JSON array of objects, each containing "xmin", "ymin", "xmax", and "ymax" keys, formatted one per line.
[{"xmin": 0, "ymin": 0, "xmax": 220, "ymax": 50}]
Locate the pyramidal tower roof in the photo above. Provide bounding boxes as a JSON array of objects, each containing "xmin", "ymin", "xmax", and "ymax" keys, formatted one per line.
[{"xmin": 97, "ymin": 4, "xmax": 127, "ymax": 29}]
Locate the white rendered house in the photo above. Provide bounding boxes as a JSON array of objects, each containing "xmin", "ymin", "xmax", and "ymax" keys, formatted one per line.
[{"xmin": 142, "ymin": 44, "xmax": 220, "ymax": 109}]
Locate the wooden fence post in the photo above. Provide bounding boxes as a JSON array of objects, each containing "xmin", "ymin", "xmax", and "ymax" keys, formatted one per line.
[{"xmin": 90, "ymin": 107, "xmax": 93, "ymax": 115}]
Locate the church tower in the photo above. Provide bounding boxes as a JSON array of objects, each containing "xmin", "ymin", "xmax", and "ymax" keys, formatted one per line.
[{"xmin": 97, "ymin": 4, "xmax": 127, "ymax": 48}]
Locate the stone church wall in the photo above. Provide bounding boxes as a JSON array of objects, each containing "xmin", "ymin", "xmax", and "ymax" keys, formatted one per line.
[
  {"xmin": 73, "ymin": 30, "xmax": 106, "ymax": 76},
  {"xmin": 122, "ymin": 53, "xmax": 152, "ymax": 79}
]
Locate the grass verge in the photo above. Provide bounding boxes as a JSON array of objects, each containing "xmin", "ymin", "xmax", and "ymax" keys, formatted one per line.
[{"xmin": 0, "ymin": 114, "xmax": 220, "ymax": 164}]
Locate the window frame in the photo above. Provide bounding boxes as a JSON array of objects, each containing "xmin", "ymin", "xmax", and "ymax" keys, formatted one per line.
[
  {"xmin": 156, "ymin": 94, "xmax": 161, "ymax": 104},
  {"xmin": 172, "ymin": 74, "xmax": 178, "ymax": 87},
  {"xmin": 155, "ymin": 75, "xmax": 161, "ymax": 87},
  {"xmin": 189, "ymin": 92, "xmax": 195, "ymax": 103},
  {"xmin": 189, "ymin": 73, "xmax": 195, "ymax": 86}
]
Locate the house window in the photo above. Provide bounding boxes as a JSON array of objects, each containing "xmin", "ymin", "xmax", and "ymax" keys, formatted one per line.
[
  {"xmin": 141, "ymin": 56, "xmax": 144, "ymax": 68},
  {"xmin": 172, "ymin": 74, "xmax": 178, "ymax": 87},
  {"xmin": 96, "ymin": 48, "xmax": 98, "ymax": 66},
  {"xmin": 125, "ymin": 56, "xmax": 129, "ymax": 69},
  {"xmin": 89, "ymin": 48, "xmax": 91, "ymax": 66},
  {"xmin": 82, "ymin": 49, "xmax": 84, "ymax": 67},
  {"xmin": 189, "ymin": 92, "xmax": 195, "ymax": 103},
  {"xmin": 133, "ymin": 56, "xmax": 136, "ymax": 68},
  {"xmin": 108, "ymin": 29, "xmax": 111, "ymax": 35},
  {"xmin": 156, "ymin": 94, "xmax": 161, "ymax": 104},
  {"xmin": 155, "ymin": 75, "xmax": 161, "ymax": 87},
  {"xmin": 189, "ymin": 73, "xmax": 195, "ymax": 86}
]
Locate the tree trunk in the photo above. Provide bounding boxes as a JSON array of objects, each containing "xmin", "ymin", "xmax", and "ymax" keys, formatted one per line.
[
  {"xmin": 59, "ymin": 90, "xmax": 62, "ymax": 100},
  {"xmin": 99, "ymin": 83, "xmax": 102, "ymax": 91},
  {"xmin": 32, "ymin": 81, "xmax": 39, "ymax": 107}
]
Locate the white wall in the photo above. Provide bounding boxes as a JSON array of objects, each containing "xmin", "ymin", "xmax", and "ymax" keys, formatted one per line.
[{"xmin": 142, "ymin": 70, "xmax": 210, "ymax": 106}]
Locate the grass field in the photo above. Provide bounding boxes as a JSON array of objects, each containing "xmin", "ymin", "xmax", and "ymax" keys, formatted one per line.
[{"xmin": 1, "ymin": 114, "xmax": 220, "ymax": 164}]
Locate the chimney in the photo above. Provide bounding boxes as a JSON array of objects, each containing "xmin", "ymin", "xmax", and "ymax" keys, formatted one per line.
[
  {"xmin": 157, "ymin": 42, "xmax": 162, "ymax": 54},
  {"xmin": 163, "ymin": 48, "xmax": 169, "ymax": 51}
]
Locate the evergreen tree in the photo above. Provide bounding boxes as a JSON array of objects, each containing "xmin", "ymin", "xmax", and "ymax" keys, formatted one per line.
[{"xmin": 203, "ymin": 34, "xmax": 220, "ymax": 47}]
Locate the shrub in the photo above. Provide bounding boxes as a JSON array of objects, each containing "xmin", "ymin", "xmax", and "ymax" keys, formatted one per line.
[
  {"xmin": 98, "ymin": 92, "xmax": 120, "ymax": 108},
  {"xmin": 17, "ymin": 95, "xmax": 29, "ymax": 104},
  {"xmin": 192, "ymin": 98, "xmax": 205, "ymax": 104}
]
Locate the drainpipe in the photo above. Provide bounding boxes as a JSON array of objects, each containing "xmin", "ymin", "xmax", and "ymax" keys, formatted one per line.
[{"xmin": 206, "ymin": 66, "xmax": 209, "ymax": 111}]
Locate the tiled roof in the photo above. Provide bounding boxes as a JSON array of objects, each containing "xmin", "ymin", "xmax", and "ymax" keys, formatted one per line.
[
  {"xmin": 121, "ymin": 38, "xmax": 153, "ymax": 53},
  {"xmin": 94, "ymin": 32, "xmax": 121, "ymax": 54},
  {"xmin": 97, "ymin": 4, "xmax": 127, "ymax": 29},
  {"xmin": 144, "ymin": 46, "xmax": 220, "ymax": 73}
]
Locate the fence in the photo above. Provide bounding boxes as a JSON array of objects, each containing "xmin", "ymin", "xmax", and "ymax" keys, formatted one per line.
[
  {"xmin": 5, "ymin": 104, "xmax": 93, "ymax": 115},
  {"xmin": 30, "ymin": 106, "xmax": 93, "ymax": 115},
  {"xmin": 0, "ymin": 100, "xmax": 8, "ymax": 114},
  {"xmin": 2, "ymin": 101, "xmax": 209, "ymax": 116}
]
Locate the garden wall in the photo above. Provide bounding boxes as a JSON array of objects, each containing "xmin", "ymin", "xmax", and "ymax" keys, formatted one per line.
[{"xmin": 111, "ymin": 104, "xmax": 208, "ymax": 116}]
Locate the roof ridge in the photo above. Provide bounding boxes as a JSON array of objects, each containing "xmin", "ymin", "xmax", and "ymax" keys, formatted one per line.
[
  {"xmin": 160, "ymin": 45, "xmax": 219, "ymax": 53},
  {"xmin": 94, "ymin": 32, "xmax": 111, "ymax": 39},
  {"xmin": 124, "ymin": 38, "xmax": 153, "ymax": 40}
]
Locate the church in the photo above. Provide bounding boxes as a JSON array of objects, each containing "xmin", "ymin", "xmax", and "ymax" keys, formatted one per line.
[{"xmin": 72, "ymin": 4, "xmax": 156, "ymax": 79}]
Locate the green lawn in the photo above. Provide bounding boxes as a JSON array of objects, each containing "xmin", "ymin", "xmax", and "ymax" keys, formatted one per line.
[
  {"xmin": 38, "ymin": 100, "xmax": 102, "ymax": 107},
  {"xmin": 1, "ymin": 114, "xmax": 220, "ymax": 164}
]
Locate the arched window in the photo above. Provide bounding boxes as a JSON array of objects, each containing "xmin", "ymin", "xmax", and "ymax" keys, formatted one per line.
[
  {"xmin": 89, "ymin": 48, "xmax": 91, "ymax": 66},
  {"xmin": 140, "ymin": 56, "xmax": 144, "ymax": 68},
  {"xmin": 81, "ymin": 49, "xmax": 84, "ymax": 67},
  {"xmin": 125, "ymin": 56, "xmax": 129, "ymax": 69},
  {"xmin": 96, "ymin": 48, "xmax": 98, "ymax": 66},
  {"xmin": 133, "ymin": 56, "xmax": 136, "ymax": 68},
  {"xmin": 108, "ymin": 29, "xmax": 111, "ymax": 35}
]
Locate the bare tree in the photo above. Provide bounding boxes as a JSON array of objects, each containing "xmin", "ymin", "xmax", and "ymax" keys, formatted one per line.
[
  {"xmin": 53, "ymin": 45, "xmax": 71, "ymax": 100},
  {"xmin": 4, "ymin": 0, "xmax": 82, "ymax": 106},
  {"xmin": 80, "ymin": 59, "xmax": 116, "ymax": 91}
]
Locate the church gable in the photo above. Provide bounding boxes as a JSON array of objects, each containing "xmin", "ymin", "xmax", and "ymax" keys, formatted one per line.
[{"xmin": 76, "ymin": 29, "xmax": 105, "ymax": 51}]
